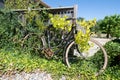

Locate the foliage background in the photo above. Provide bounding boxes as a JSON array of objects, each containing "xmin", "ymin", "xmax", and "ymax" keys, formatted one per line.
[{"xmin": 92, "ymin": 15, "xmax": 120, "ymax": 38}]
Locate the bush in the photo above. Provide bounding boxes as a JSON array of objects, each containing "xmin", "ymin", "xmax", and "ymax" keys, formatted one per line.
[
  {"xmin": 104, "ymin": 39, "xmax": 120, "ymax": 67},
  {"xmin": 0, "ymin": 10, "xmax": 45, "ymax": 55}
]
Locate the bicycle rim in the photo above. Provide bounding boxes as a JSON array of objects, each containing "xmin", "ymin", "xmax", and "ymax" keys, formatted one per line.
[{"xmin": 64, "ymin": 38, "xmax": 108, "ymax": 76}]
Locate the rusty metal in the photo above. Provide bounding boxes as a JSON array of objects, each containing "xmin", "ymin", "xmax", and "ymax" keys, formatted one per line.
[{"xmin": 43, "ymin": 48, "xmax": 54, "ymax": 59}]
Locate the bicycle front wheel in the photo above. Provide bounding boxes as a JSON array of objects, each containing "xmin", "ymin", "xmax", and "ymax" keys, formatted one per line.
[{"xmin": 64, "ymin": 38, "xmax": 108, "ymax": 76}]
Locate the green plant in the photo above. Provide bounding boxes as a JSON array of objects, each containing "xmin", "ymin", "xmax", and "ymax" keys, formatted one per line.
[
  {"xmin": 75, "ymin": 19, "xmax": 96, "ymax": 52},
  {"xmin": 104, "ymin": 40, "xmax": 120, "ymax": 67},
  {"xmin": 0, "ymin": 40, "xmax": 120, "ymax": 79},
  {"xmin": 49, "ymin": 14, "xmax": 96, "ymax": 52},
  {"xmin": 49, "ymin": 14, "xmax": 72, "ymax": 31},
  {"xmin": 97, "ymin": 15, "xmax": 120, "ymax": 38}
]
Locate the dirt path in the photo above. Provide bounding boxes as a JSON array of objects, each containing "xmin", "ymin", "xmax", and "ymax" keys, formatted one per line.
[{"xmin": 92, "ymin": 38, "xmax": 111, "ymax": 45}]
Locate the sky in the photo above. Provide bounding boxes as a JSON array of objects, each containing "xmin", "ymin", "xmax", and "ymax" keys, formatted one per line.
[{"xmin": 43, "ymin": 0, "xmax": 120, "ymax": 20}]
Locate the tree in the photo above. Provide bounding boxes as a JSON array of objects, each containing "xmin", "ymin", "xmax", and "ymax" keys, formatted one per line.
[
  {"xmin": 77, "ymin": 17, "xmax": 85, "ymax": 21},
  {"xmin": 98, "ymin": 15, "xmax": 120, "ymax": 38}
]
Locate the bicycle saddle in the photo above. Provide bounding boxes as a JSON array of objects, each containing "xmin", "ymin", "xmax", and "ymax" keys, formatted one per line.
[{"xmin": 66, "ymin": 17, "xmax": 76, "ymax": 21}]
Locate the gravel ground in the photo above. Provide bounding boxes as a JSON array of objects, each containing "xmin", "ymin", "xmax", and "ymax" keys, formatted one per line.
[
  {"xmin": 0, "ymin": 71, "xmax": 53, "ymax": 80},
  {"xmin": 0, "ymin": 71, "xmax": 66, "ymax": 80}
]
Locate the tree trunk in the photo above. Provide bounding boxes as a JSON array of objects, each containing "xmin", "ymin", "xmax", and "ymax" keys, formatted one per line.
[
  {"xmin": 106, "ymin": 25, "xmax": 110, "ymax": 38},
  {"xmin": 106, "ymin": 33, "xmax": 110, "ymax": 38}
]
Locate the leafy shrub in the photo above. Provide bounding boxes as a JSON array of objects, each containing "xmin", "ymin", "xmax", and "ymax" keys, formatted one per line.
[
  {"xmin": 0, "ymin": 9, "xmax": 46, "ymax": 55},
  {"xmin": 0, "ymin": 12, "xmax": 20, "ymax": 47},
  {"xmin": 104, "ymin": 39, "xmax": 120, "ymax": 67}
]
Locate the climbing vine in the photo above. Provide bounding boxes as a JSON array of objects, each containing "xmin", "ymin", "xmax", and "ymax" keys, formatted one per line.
[
  {"xmin": 49, "ymin": 14, "xmax": 96, "ymax": 52},
  {"xmin": 76, "ymin": 19, "xmax": 96, "ymax": 52}
]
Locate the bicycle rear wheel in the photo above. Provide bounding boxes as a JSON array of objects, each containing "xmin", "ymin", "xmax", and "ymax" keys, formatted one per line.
[
  {"xmin": 21, "ymin": 33, "xmax": 44, "ymax": 55},
  {"xmin": 64, "ymin": 38, "xmax": 108, "ymax": 76}
]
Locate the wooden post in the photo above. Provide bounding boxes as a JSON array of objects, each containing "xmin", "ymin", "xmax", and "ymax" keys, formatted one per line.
[{"xmin": 73, "ymin": 5, "xmax": 78, "ymax": 18}]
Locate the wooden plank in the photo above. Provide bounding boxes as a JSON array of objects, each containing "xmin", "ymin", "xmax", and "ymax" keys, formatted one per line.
[
  {"xmin": 11, "ymin": 6, "xmax": 74, "ymax": 13},
  {"xmin": 11, "ymin": 5, "xmax": 78, "ymax": 18}
]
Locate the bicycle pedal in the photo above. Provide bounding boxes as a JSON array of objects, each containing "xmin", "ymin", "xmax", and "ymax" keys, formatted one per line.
[{"xmin": 43, "ymin": 48, "xmax": 54, "ymax": 58}]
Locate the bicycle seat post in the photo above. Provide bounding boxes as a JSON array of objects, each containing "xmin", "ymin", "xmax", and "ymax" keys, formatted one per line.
[{"xmin": 72, "ymin": 18, "xmax": 77, "ymax": 27}]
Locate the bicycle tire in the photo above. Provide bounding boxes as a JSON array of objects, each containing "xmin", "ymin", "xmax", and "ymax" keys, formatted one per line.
[
  {"xmin": 64, "ymin": 38, "xmax": 108, "ymax": 76},
  {"xmin": 21, "ymin": 33, "xmax": 44, "ymax": 54}
]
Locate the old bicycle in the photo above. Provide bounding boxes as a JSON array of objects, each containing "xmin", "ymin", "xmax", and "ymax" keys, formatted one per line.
[
  {"xmin": 21, "ymin": 16, "xmax": 108, "ymax": 76},
  {"xmin": 8, "ymin": 6, "xmax": 108, "ymax": 76}
]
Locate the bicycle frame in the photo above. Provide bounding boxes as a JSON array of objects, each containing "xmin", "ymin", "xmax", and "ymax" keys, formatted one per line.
[{"xmin": 43, "ymin": 18, "xmax": 78, "ymax": 55}]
